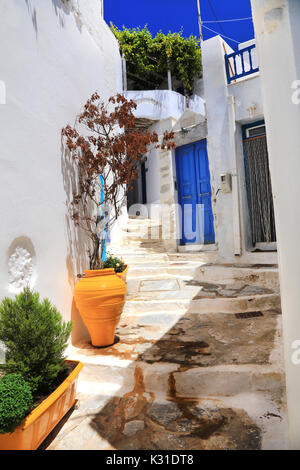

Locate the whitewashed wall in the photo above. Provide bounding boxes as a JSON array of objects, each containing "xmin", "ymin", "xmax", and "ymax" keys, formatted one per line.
[
  {"xmin": 251, "ymin": 0, "xmax": 300, "ymax": 449},
  {"xmin": 202, "ymin": 35, "xmax": 277, "ymax": 263},
  {"xmin": 0, "ymin": 0, "xmax": 122, "ymax": 342}
]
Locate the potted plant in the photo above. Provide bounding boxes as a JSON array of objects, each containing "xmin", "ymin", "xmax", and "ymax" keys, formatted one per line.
[
  {"xmin": 62, "ymin": 93, "xmax": 174, "ymax": 347},
  {"xmin": 0, "ymin": 288, "xmax": 83, "ymax": 450},
  {"xmin": 103, "ymin": 254, "xmax": 129, "ymax": 283}
]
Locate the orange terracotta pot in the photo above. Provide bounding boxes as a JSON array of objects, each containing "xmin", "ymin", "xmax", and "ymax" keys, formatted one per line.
[
  {"xmin": 116, "ymin": 265, "xmax": 129, "ymax": 283},
  {"xmin": 0, "ymin": 360, "xmax": 83, "ymax": 450},
  {"xmin": 74, "ymin": 269, "xmax": 127, "ymax": 347}
]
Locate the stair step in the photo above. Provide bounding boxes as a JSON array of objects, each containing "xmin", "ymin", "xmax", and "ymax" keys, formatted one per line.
[
  {"xmin": 126, "ymin": 264, "xmax": 202, "ymax": 278},
  {"xmin": 76, "ymin": 362, "xmax": 283, "ymax": 398},
  {"xmin": 121, "ymin": 235, "xmax": 164, "ymax": 243},
  {"xmin": 123, "ymin": 293, "xmax": 280, "ymax": 315}
]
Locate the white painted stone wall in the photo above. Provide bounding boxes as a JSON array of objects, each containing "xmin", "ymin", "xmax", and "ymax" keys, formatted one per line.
[
  {"xmin": 124, "ymin": 90, "xmax": 206, "ymax": 122},
  {"xmin": 251, "ymin": 0, "xmax": 300, "ymax": 449},
  {"xmin": 202, "ymin": 35, "xmax": 277, "ymax": 263},
  {"xmin": 0, "ymin": 0, "xmax": 122, "ymax": 343}
]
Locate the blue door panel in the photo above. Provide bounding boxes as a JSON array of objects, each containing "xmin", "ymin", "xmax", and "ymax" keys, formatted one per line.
[
  {"xmin": 176, "ymin": 140, "xmax": 215, "ymax": 245},
  {"xmin": 195, "ymin": 141, "xmax": 215, "ymax": 244},
  {"xmin": 176, "ymin": 145, "xmax": 197, "ymax": 241}
]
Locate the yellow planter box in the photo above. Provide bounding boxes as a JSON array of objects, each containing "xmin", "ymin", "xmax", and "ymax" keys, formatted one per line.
[{"xmin": 0, "ymin": 360, "xmax": 84, "ymax": 450}]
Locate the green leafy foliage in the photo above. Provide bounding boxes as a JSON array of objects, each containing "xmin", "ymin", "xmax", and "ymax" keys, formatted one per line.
[
  {"xmin": 0, "ymin": 289, "xmax": 72, "ymax": 394},
  {"xmin": 103, "ymin": 254, "xmax": 126, "ymax": 273},
  {"xmin": 0, "ymin": 374, "xmax": 33, "ymax": 434},
  {"xmin": 111, "ymin": 24, "xmax": 202, "ymax": 92}
]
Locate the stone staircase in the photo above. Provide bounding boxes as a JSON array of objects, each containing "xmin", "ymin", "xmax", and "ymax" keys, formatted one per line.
[{"xmin": 45, "ymin": 217, "xmax": 288, "ymax": 450}]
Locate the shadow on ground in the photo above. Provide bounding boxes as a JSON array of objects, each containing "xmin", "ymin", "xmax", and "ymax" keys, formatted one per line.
[{"xmin": 42, "ymin": 270, "xmax": 285, "ymax": 450}]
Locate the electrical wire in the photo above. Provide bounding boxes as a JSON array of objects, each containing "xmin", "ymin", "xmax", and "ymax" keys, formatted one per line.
[
  {"xmin": 204, "ymin": 0, "xmax": 242, "ymax": 46},
  {"xmin": 202, "ymin": 24, "xmax": 240, "ymax": 44},
  {"xmin": 206, "ymin": 0, "xmax": 227, "ymax": 38},
  {"xmin": 202, "ymin": 17, "xmax": 253, "ymax": 23}
]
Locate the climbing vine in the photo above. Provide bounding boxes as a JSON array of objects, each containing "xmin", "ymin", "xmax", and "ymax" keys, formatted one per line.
[{"xmin": 111, "ymin": 24, "xmax": 202, "ymax": 93}]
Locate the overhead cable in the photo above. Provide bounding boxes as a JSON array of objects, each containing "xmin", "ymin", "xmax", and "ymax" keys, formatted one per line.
[{"xmin": 202, "ymin": 24, "xmax": 240, "ymax": 44}]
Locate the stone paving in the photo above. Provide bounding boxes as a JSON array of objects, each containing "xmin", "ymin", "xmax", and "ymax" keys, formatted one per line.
[{"xmin": 43, "ymin": 218, "xmax": 288, "ymax": 450}]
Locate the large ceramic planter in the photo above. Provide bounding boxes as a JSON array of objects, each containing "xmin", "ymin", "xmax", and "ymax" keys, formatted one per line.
[
  {"xmin": 0, "ymin": 360, "xmax": 83, "ymax": 450},
  {"xmin": 116, "ymin": 265, "xmax": 129, "ymax": 283},
  {"xmin": 74, "ymin": 269, "xmax": 127, "ymax": 347}
]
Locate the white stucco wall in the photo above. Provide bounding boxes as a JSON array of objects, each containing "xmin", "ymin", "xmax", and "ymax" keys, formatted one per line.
[
  {"xmin": 251, "ymin": 0, "xmax": 300, "ymax": 449},
  {"xmin": 124, "ymin": 90, "xmax": 206, "ymax": 122},
  {"xmin": 202, "ymin": 36, "xmax": 238, "ymax": 260},
  {"xmin": 230, "ymin": 76, "xmax": 264, "ymax": 122},
  {"xmin": 0, "ymin": 0, "xmax": 122, "ymax": 342},
  {"xmin": 202, "ymin": 35, "xmax": 276, "ymax": 263}
]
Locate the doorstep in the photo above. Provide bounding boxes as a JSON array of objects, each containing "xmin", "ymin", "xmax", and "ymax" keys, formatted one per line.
[{"xmin": 178, "ymin": 243, "xmax": 218, "ymax": 253}]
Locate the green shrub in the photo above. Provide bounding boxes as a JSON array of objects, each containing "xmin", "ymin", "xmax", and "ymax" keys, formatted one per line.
[
  {"xmin": 0, "ymin": 289, "xmax": 72, "ymax": 394},
  {"xmin": 0, "ymin": 374, "xmax": 33, "ymax": 434},
  {"xmin": 103, "ymin": 254, "xmax": 126, "ymax": 273},
  {"xmin": 111, "ymin": 24, "xmax": 202, "ymax": 92}
]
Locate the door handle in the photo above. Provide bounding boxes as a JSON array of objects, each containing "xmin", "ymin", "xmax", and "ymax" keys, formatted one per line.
[
  {"xmin": 183, "ymin": 195, "xmax": 192, "ymax": 200},
  {"xmin": 200, "ymin": 192, "xmax": 210, "ymax": 197}
]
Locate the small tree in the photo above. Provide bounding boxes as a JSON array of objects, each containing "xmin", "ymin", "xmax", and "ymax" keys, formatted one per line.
[
  {"xmin": 62, "ymin": 93, "xmax": 174, "ymax": 270},
  {"xmin": 0, "ymin": 289, "xmax": 72, "ymax": 394}
]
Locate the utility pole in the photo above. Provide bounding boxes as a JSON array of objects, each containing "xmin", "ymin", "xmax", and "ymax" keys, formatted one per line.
[{"xmin": 197, "ymin": 0, "xmax": 203, "ymax": 43}]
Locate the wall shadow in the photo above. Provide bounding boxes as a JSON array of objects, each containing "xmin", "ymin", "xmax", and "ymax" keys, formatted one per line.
[
  {"xmin": 25, "ymin": 0, "xmax": 38, "ymax": 39},
  {"xmin": 61, "ymin": 139, "xmax": 90, "ymax": 343}
]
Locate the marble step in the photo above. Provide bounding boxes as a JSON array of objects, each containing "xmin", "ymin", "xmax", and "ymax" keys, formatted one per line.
[
  {"xmin": 122, "ymin": 223, "xmax": 162, "ymax": 232},
  {"xmin": 109, "ymin": 251, "xmax": 219, "ymax": 264},
  {"xmin": 125, "ymin": 263, "xmax": 208, "ymax": 278},
  {"xmin": 119, "ymin": 240, "xmax": 167, "ymax": 249},
  {"xmin": 75, "ymin": 361, "xmax": 283, "ymax": 401},
  {"xmin": 194, "ymin": 265, "xmax": 279, "ymax": 290},
  {"xmin": 126, "ymin": 278, "xmax": 277, "ymax": 300},
  {"xmin": 125, "ymin": 264, "xmax": 279, "ymax": 287},
  {"xmin": 121, "ymin": 233, "xmax": 164, "ymax": 243},
  {"xmin": 123, "ymin": 293, "xmax": 281, "ymax": 315}
]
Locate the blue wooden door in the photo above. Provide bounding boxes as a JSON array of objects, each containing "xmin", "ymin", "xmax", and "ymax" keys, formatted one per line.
[{"xmin": 176, "ymin": 140, "xmax": 215, "ymax": 245}]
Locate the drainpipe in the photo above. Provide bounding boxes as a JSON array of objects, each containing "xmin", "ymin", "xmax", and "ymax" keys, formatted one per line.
[{"xmin": 227, "ymin": 94, "xmax": 242, "ymax": 256}]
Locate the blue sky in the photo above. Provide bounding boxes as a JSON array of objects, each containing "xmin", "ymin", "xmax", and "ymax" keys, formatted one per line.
[{"xmin": 104, "ymin": 0, "xmax": 254, "ymax": 50}]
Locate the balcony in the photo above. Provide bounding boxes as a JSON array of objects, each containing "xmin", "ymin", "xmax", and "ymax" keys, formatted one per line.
[
  {"xmin": 124, "ymin": 90, "xmax": 206, "ymax": 125},
  {"xmin": 225, "ymin": 44, "xmax": 259, "ymax": 84}
]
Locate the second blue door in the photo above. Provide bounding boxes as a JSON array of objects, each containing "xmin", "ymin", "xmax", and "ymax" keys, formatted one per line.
[{"xmin": 176, "ymin": 140, "xmax": 215, "ymax": 245}]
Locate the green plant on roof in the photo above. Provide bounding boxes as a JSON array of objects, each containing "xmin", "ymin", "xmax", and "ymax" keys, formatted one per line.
[{"xmin": 111, "ymin": 24, "xmax": 202, "ymax": 93}]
